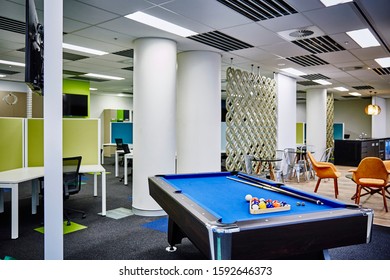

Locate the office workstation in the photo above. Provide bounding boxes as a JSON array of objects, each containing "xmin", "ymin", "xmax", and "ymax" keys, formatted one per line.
[{"xmin": 0, "ymin": 0, "xmax": 390, "ymax": 264}]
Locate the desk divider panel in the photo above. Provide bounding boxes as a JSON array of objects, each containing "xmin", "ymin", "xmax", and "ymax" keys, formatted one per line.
[
  {"xmin": 110, "ymin": 122, "xmax": 133, "ymax": 144},
  {"xmin": 27, "ymin": 119, "xmax": 44, "ymax": 167},
  {"xmin": 27, "ymin": 118, "xmax": 100, "ymax": 166},
  {"xmin": 0, "ymin": 117, "xmax": 24, "ymax": 171}
]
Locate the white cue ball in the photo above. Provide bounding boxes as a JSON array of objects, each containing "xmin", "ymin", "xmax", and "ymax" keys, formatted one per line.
[
  {"xmin": 245, "ymin": 194, "xmax": 252, "ymax": 201},
  {"xmin": 252, "ymin": 204, "xmax": 259, "ymax": 210}
]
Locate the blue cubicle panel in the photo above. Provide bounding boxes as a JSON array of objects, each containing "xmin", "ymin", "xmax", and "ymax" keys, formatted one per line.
[{"xmin": 111, "ymin": 122, "xmax": 133, "ymax": 144}]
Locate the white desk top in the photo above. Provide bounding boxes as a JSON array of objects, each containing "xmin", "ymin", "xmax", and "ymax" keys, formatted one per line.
[
  {"xmin": 0, "ymin": 167, "xmax": 44, "ymax": 184},
  {"xmin": 79, "ymin": 164, "xmax": 106, "ymax": 173},
  {"xmin": 0, "ymin": 165, "xmax": 105, "ymax": 185}
]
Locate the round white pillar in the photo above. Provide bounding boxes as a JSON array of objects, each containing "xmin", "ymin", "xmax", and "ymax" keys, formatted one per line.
[
  {"xmin": 132, "ymin": 38, "xmax": 177, "ymax": 216},
  {"xmin": 306, "ymin": 88, "xmax": 327, "ymax": 160},
  {"xmin": 176, "ymin": 51, "xmax": 221, "ymax": 173}
]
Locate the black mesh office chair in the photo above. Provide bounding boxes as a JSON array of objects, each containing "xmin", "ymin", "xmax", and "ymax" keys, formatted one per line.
[
  {"xmin": 115, "ymin": 138, "xmax": 125, "ymax": 166},
  {"xmin": 63, "ymin": 156, "xmax": 85, "ymax": 226},
  {"xmin": 119, "ymin": 144, "xmax": 132, "ymax": 182}
]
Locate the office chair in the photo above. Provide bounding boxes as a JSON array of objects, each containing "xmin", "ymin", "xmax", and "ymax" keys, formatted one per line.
[
  {"xmin": 115, "ymin": 138, "xmax": 125, "ymax": 166},
  {"xmin": 119, "ymin": 144, "xmax": 132, "ymax": 182},
  {"xmin": 63, "ymin": 156, "xmax": 85, "ymax": 226}
]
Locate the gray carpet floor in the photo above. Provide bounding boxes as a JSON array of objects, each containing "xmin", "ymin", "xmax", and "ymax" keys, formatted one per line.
[{"xmin": 1, "ymin": 157, "xmax": 389, "ymax": 260}]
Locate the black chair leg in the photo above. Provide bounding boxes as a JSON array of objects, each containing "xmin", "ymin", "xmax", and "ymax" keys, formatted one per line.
[{"xmin": 64, "ymin": 207, "xmax": 86, "ymax": 226}]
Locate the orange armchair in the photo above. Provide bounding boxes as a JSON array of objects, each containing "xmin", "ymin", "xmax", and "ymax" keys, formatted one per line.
[
  {"xmin": 349, "ymin": 157, "xmax": 390, "ymax": 212},
  {"xmin": 307, "ymin": 151, "xmax": 341, "ymax": 198}
]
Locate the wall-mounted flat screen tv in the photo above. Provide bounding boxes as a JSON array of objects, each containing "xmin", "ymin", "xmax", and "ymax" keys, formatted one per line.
[
  {"xmin": 25, "ymin": 0, "xmax": 44, "ymax": 95},
  {"xmin": 63, "ymin": 94, "xmax": 88, "ymax": 117}
]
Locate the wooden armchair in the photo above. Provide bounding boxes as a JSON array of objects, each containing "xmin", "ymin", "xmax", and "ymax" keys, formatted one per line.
[
  {"xmin": 307, "ymin": 152, "xmax": 341, "ymax": 198},
  {"xmin": 349, "ymin": 157, "xmax": 390, "ymax": 212}
]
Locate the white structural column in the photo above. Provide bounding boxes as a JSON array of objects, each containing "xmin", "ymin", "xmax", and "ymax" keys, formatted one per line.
[
  {"xmin": 176, "ymin": 51, "xmax": 221, "ymax": 173},
  {"xmin": 275, "ymin": 73, "xmax": 297, "ymax": 150},
  {"xmin": 371, "ymin": 96, "xmax": 386, "ymax": 138},
  {"xmin": 306, "ymin": 88, "xmax": 327, "ymax": 160},
  {"xmin": 132, "ymin": 38, "xmax": 176, "ymax": 216},
  {"xmin": 44, "ymin": 0, "xmax": 63, "ymax": 259}
]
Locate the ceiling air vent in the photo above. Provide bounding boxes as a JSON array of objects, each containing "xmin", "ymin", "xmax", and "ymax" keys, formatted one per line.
[
  {"xmin": 372, "ymin": 67, "xmax": 390, "ymax": 76},
  {"xmin": 289, "ymin": 29, "xmax": 314, "ymax": 38},
  {"xmin": 113, "ymin": 49, "xmax": 134, "ymax": 58},
  {"xmin": 286, "ymin": 55, "xmax": 328, "ymax": 67},
  {"xmin": 297, "ymin": 81, "xmax": 319, "ymax": 86},
  {"xmin": 0, "ymin": 16, "xmax": 25, "ymax": 34},
  {"xmin": 216, "ymin": 0, "xmax": 297, "ymax": 21},
  {"xmin": 188, "ymin": 31, "xmax": 253, "ymax": 52},
  {"xmin": 292, "ymin": 35, "xmax": 345, "ymax": 54},
  {"xmin": 352, "ymin": 85, "xmax": 375, "ymax": 90},
  {"xmin": 301, "ymin": 74, "xmax": 330, "ymax": 80},
  {"xmin": 339, "ymin": 66, "xmax": 364, "ymax": 71}
]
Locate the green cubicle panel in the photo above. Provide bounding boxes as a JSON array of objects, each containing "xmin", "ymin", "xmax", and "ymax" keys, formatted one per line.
[
  {"xmin": 27, "ymin": 119, "xmax": 44, "ymax": 167},
  {"xmin": 27, "ymin": 118, "xmax": 99, "ymax": 166},
  {"xmin": 296, "ymin": 122, "xmax": 305, "ymax": 144},
  {"xmin": 63, "ymin": 119, "xmax": 99, "ymax": 165},
  {"xmin": 0, "ymin": 118, "xmax": 24, "ymax": 171}
]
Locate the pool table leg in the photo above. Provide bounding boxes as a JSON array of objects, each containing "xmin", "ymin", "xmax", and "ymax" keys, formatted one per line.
[{"xmin": 167, "ymin": 217, "xmax": 186, "ymax": 249}]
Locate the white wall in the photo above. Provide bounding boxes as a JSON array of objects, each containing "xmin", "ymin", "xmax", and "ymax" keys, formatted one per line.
[
  {"xmin": 296, "ymin": 103, "xmax": 306, "ymax": 123},
  {"xmin": 90, "ymin": 93, "xmax": 133, "ymax": 119},
  {"xmin": 334, "ymin": 99, "xmax": 371, "ymax": 139}
]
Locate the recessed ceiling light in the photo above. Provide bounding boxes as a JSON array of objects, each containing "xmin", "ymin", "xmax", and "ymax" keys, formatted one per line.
[
  {"xmin": 280, "ymin": 67, "xmax": 306, "ymax": 76},
  {"xmin": 124, "ymin": 11, "xmax": 197, "ymax": 37},
  {"xmin": 0, "ymin": 59, "xmax": 25, "ymax": 67},
  {"xmin": 346, "ymin": 28, "xmax": 380, "ymax": 48},
  {"xmin": 320, "ymin": 0, "xmax": 353, "ymax": 7},
  {"xmin": 334, "ymin": 87, "xmax": 349, "ymax": 91},
  {"xmin": 375, "ymin": 57, "xmax": 390, "ymax": 68},
  {"xmin": 313, "ymin": 79, "xmax": 332, "ymax": 85},
  {"xmin": 89, "ymin": 88, "xmax": 98, "ymax": 91},
  {"xmin": 348, "ymin": 92, "xmax": 362, "ymax": 96},
  {"xmin": 0, "ymin": 74, "xmax": 6, "ymax": 78},
  {"xmin": 63, "ymin": 43, "xmax": 108, "ymax": 56},
  {"xmin": 84, "ymin": 73, "xmax": 125, "ymax": 80}
]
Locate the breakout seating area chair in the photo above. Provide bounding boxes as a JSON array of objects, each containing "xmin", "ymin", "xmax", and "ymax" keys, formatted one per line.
[
  {"xmin": 284, "ymin": 148, "xmax": 307, "ymax": 182},
  {"xmin": 349, "ymin": 157, "xmax": 390, "ymax": 212},
  {"xmin": 63, "ymin": 156, "xmax": 85, "ymax": 225},
  {"xmin": 273, "ymin": 149, "xmax": 285, "ymax": 183},
  {"xmin": 307, "ymin": 151, "xmax": 341, "ymax": 198},
  {"xmin": 244, "ymin": 155, "xmax": 256, "ymax": 175}
]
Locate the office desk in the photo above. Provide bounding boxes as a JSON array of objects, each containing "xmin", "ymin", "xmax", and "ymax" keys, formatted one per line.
[
  {"xmin": 123, "ymin": 153, "xmax": 133, "ymax": 185},
  {"xmin": 149, "ymin": 171, "xmax": 373, "ymax": 260},
  {"xmin": 102, "ymin": 143, "xmax": 116, "ymax": 164},
  {"xmin": 0, "ymin": 165, "xmax": 106, "ymax": 239}
]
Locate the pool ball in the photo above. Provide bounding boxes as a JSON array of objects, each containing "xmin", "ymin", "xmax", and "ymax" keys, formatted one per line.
[
  {"xmin": 252, "ymin": 204, "xmax": 259, "ymax": 210},
  {"xmin": 245, "ymin": 194, "xmax": 252, "ymax": 201},
  {"xmin": 259, "ymin": 201, "xmax": 266, "ymax": 209}
]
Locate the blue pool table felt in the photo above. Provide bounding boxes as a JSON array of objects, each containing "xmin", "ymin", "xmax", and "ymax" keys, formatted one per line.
[{"xmin": 162, "ymin": 173, "xmax": 346, "ymax": 224}]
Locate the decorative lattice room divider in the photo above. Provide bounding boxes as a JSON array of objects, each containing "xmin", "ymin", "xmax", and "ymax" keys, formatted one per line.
[
  {"xmin": 225, "ymin": 67, "xmax": 277, "ymax": 172},
  {"xmin": 326, "ymin": 92, "xmax": 334, "ymax": 149}
]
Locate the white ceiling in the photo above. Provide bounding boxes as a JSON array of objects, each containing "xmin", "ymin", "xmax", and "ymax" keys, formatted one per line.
[{"xmin": 0, "ymin": 0, "xmax": 390, "ymax": 101}]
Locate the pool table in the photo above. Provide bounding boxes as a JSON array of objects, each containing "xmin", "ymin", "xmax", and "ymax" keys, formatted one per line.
[{"xmin": 148, "ymin": 171, "xmax": 374, "ymax": 260}]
